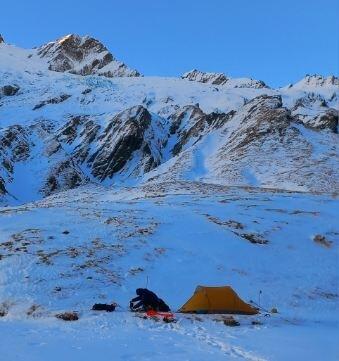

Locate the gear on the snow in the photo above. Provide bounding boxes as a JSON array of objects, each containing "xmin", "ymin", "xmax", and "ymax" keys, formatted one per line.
[{"xmin": 92, "ymin": 303, "xmax": 117, "ymax": 312}]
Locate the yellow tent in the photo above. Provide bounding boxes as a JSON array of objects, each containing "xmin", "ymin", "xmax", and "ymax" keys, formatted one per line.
[{"xmin": 178, "ymin": 285, "xmax": 258, "ymax": 315}]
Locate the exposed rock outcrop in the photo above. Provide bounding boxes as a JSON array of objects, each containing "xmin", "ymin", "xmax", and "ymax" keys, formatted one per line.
[
  {"xmin": 88, "ymin": 106, "xmax": 155, "ymax": 179},
  {"xmin": 55, "ymin": 116, "xmax": 101, "ymax": 163},
  {"xmin": 222, "ymin": 95, "xmax": 290, "ymax": 153},
  {"xmin": 33, "ymin": 94, "xmax": 71, "ymax": 110},
  {"xmin": 0, "ymin": 125, "xmax": 31, "ymax": 199},
  {"xmin": 1, "ymin": 85, "xmax": 20, "ymax": 96},
  {"xmin": 291, "ymin": 92, "xmax": 338, "ymax": 132},
  {"xmin": 301, "ymin": 109, "xmax": 338, "ymax": 133},
  {"xmin": 43, "ymin": 159, "xmax": 86, "ymax": 196},
  {"xmin": 168, "ymin": 105, "xmax": 234, "ymax": 156},
  {"xmin": 0, "ymin": 177, "xmax": 6, "ymax": 194},
  {"xmin": 0, "ymin": 125, "xmax": 30, "ymax": 164},
  {"xmin": 292, "ymin": 93, "xmax": 328, "ymax": 110}
]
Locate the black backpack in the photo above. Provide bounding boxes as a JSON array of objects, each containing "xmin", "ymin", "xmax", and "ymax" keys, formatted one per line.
[{"xmin": 92, "ymin": 303, "xmax": 116, "ymax": 312}]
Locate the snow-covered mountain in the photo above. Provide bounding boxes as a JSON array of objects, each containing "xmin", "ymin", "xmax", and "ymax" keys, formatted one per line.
[{"xmin": 0, "ymin": 35, "xmax": 338, "ymax": 205}]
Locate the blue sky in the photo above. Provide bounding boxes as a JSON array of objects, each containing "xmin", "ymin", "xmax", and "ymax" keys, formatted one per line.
[{"xmin": 1, "ymin": 0, "xmax": 338, "ymax": 87}]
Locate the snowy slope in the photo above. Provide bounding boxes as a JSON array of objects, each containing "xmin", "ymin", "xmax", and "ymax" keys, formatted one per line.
[{"xmin": 0, "ymin": 183, "xmax": 338, "ymax": 360}]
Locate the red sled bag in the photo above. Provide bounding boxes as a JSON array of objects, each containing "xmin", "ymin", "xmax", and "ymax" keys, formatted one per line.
[{"xmin": 145, "ymin": 309, "xmax": 175, "ymax": 322}]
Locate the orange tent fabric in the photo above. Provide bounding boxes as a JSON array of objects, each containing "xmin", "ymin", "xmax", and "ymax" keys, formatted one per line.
[{"xmin": 178, "ymin": 286, "xmax": 258, "ymax": 315}]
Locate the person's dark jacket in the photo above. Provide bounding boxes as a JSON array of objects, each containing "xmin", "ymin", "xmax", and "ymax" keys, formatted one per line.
[
  {"xmin": 157, "ymin": 298, "xmax": 170, "ymax": 312},
  {"xmin": 130, "ymin": 288, "xmax": 170, "ymax": 312}
]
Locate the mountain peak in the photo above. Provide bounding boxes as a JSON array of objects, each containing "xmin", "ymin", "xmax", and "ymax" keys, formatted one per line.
[
  {"xmin": 57, "ymin": 33, "xmax": 81, "ymax": 45},
  {"xmin": 37, "ymin": 33, "xmax": 141, "ymax": 78},
  {"xmin": 0, "ymin": 34, "xmax": 4, "ymax": 43}
]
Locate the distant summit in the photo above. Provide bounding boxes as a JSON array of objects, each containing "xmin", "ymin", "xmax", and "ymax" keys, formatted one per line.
[
  {"xmin": 0, "ymin": 34, "xmax": 4, "ymax": 43},
  {"xmin": 182, "ymin": 69, "xmax": 268, "ymax": 89}
]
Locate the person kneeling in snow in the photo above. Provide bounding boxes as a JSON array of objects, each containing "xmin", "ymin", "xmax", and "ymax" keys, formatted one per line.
[{"xmin": 130, "ymin": 288, "xmax": 170, "ymax": 312}]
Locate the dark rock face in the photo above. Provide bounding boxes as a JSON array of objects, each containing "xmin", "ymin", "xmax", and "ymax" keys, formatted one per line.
[
  {"xmin": 81, "ymin": 88, "xmax": 92, "ymax": 95},
  {"xmin": 169, "ymin": 105, "xmax": 205, "ymax": 135},
  {"xmin": 1, "ymin": 85, "xmax": 20, "ymax": 96},
  {"xmin": 33, "ymin": 94, "xmax": 71, "ymax": 110},
  {"xmin": 0, "ymin": 125, "xmax": 30, "ymax": 163},
  {"xmin": 51, "ymin": 107, "xmax": 164, "ymax": 182},
  {"xmin": 293, "ymin": 93, "xmax": 328, "ymax": 111},
  {"xmin": 225, "ymin": 95, "xmax": 289, "ymax": 151},
  {"xmin": 206, "ymin": 110, "xmax": 236, "ymax": 128},
  {"xmin": 306, "ymin": 109, "xmax": 338, "ymax": 133},
  {"xmin": 37, "ymin": 34, "xmax": 140, "ymax": 78},
  {"xmin": 169, "ymin": 105, "xmax": 235, "ymax": 156},
  {"xmin": 57, "ymin": 116, "xmax": 85, "ymax": 144},
  {"xmin": 0, "ymin": 34, "xmax": 4, "ymax": 44},
  {"xmin": 55, "ymin": 116, "xmax": 101, "ymax": 163},
  {"xmin": 88, "ymin": 106, "xmax": 152, "ymax": 180},
  {"xmin": 169, "ymin": 105, "xmax": 208, "ymax": 155},
  {"xmin": 43, "ymin": 160, "xmax": 86, "ymax": 196},
  {"xmin": 243, "ymin": 94, "xmax": 283, "ymax": 114},
  {"xmin": 0, "ymin": 177, "xmax": 6, "ymax": 194},
  {"xmin": 292, "ymin": 93, "xmax": 338, "ymax": 132},
  {"xmin": 0, "ymin": 125, "xmax": 30, "ymax": 198}
]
